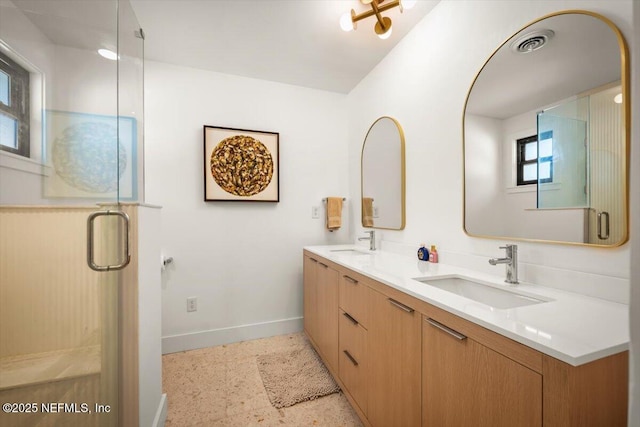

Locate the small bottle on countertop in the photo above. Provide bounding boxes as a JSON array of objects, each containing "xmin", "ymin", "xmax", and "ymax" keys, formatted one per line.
[
  {"xmin": 417, "ymin": 244, "xmax": 429, "ymax": 261},
  {"xmin": 429, "ymin": 245, "xmax": 439, "ymax": 263}
]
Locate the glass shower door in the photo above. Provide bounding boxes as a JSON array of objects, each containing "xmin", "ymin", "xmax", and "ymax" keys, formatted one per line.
[
  {"xmin": 0, "ymin": 1, "xmax": 143, "ymax": 426},
  {"xmin": 536, "ymin": 98, "xmax": 590, "ymax": 210}
]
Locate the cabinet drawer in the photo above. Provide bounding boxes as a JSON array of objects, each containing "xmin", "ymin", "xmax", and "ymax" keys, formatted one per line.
[
  {"xmin": 339, "ymin": 309, "xmax": 368, "ymax": 416},
  {"xmin": 339, "ymin": 272, "xmax": 371, "ymax": 328}
]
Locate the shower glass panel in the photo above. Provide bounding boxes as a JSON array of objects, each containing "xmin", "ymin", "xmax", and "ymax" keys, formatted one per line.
[
  {"xmin": 536, "ymin": 96, "xmax": 589, "ymax": 209},
  {"xmin": 0, "ymin": 1, "xmax": 143, "ymax": 425},
  {"xmin": 118, "ymin": 0, "xmax": 145, "ymax": 203}
]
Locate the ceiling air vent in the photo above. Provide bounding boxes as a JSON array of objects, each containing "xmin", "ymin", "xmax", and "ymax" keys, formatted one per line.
[{"xmin": 510, "ymin": 29, "xmax": 555, "ymax": 53}]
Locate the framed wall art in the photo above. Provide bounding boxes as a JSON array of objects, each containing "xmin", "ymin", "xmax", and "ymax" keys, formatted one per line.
[
  {"xmin": 204, "ymin": 125, "xmax": 279, "ymax": 202},
  {"xmin": 44, "ymin": 110, "xmax": 138, "ymax": 200}
]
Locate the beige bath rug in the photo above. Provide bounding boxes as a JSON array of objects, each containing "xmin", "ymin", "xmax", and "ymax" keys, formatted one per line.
[{"xmin": 256, "ymin": 344, "xmax": 340, "ymax": 408}]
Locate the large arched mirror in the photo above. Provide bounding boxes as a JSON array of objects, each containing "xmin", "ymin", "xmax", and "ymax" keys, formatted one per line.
[
  {"xmin": 463, "ymin": 11, "xmax": 629, "ymax": 246},
  {"xmin": 361, "ymin": 116, "xmax": 406, "ymax": 230}
]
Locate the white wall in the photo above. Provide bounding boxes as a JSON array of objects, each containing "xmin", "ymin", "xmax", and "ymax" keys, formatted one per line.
[
  {"xmin": 464, "ymin": 114, "xmax": 505, "ymax": 236},
  {"xmin": 144, "ymin": 62, "xmax": 350, "ymax": 352},
  {"xmin": 628, "ymin": 1, "xmax": 639, "ymax": 424},
  {"xmin": 137, "ymin": 206, "xmax": 165, "ymax": 427},
  {"xmin": 0, "ymin": 0, "xmax": 54, "ymax": 205},
  {"xmin": 347, "ymin": 0, "xmax": 632, "ymax": 304}
]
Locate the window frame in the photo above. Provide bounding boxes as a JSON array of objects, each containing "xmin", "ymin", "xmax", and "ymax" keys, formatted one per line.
[
  {"xmin": 516, "ymin": 134, "xmax": 553, "ymax": 186},
  {"xmin": 0, "ymin": 50, "xmax": 30, "ymax": 157}
]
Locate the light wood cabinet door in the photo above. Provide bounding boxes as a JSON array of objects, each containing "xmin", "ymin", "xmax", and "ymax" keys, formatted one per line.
[
  {"xmin": 316, "ymin": 260, "xmax": 339, "ymax": 371},
  {"xmin": 303, "ymin": 255, "xmax": 318, "ymax": 342},
  {"xmin": 368, "ymin": 289, "xmax": 421, "ymax": 427},
  {"xmin": 422, "ymin": 316, "xmax": 542, "ymax": 427}
]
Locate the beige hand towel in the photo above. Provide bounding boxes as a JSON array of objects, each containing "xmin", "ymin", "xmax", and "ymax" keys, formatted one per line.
[
  {"xmin": 362, "ymin": 197, "xmax": 374, "ymax": 227},
  {"xmin": 326, "ymin": 197, "xmax": 343, "ymax": 231}
]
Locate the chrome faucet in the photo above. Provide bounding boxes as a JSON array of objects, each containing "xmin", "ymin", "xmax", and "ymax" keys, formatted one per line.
[
  {"xmin": 489, "ymin": 244, "xmax": 518, "ymax": 284},
  {"xmin": 358, "ymin": 230, "xmax": 376, "ymax": 251}
]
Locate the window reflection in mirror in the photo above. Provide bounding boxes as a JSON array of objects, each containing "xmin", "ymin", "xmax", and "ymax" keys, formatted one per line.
[
  {"xmin": 361, "ymin": 116, "xmax": 405, "ymax": 230},
  {"xmin": 463, "ymin": 11, "xmax": 628, "ymax": 246}
]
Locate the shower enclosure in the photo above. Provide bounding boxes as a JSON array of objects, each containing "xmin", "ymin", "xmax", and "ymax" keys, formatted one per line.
[
  {"xmin": 536, "ymin": 84, "xmax": 625, "ymax": 245},
  {"xmin": 0, "ymin": 0, "xmax": 144, "ymax": 426},
  {"xmin": 536, "ymin": 96, "xmax": 590, "ymax": 210}
]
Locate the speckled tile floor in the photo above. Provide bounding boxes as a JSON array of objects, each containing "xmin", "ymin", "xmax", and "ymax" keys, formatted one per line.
[{"xmin": 162, "ymin": 332, "xmax": 363, "ymax": 426}]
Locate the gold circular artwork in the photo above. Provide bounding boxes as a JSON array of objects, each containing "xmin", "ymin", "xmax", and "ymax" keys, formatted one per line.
[{"xmin": 210, "ymin": 135, "xmax": 274, "ymax": 196}]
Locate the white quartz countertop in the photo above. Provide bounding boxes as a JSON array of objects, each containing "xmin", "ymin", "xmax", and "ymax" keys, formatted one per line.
[{"xmin": 304, "ymin": 245, "xmax": 629, "ymax": 366}]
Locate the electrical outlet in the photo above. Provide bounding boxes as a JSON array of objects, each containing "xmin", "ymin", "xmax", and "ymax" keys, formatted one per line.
[
  {"xmin": 187, "ymin": 297, "xmax": 197, "ymax": 312},
  {"xmin": 311, "ymin": 206, "xmax": 320, "ymax": 219},
  {"xmin": 373, "ymin": 206, "xmax": 380, "ymax": 218}
]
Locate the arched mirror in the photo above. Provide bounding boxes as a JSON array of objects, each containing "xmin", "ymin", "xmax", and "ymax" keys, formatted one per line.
[
  {"xmin": 361, "ymin": 116, "xmax": 406, "ymax": 230},
  {"xmin": 463, "ymin": 11, "xmax": 629, "ymax": 246}
]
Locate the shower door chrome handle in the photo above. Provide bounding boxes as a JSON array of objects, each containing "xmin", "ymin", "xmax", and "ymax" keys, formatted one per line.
[
  {"xmin": 87, "ymin": 210, "xmax": 131, "ymax": 272},
  {"xmin": 597, "ymin": 211, "xmax": 610, "ymax": 240}
]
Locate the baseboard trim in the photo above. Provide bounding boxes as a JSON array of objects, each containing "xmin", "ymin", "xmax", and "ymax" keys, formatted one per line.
[
  {"xmin": 152, "ymin": 393, "xmax": 167, "ymax": 427},
  {"xmin": 162, "ymin": 317, "xmax": 304, "ymax": 354}
]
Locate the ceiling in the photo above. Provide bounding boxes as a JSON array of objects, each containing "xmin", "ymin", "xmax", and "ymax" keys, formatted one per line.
[
  {"xmin": 128, "ymin": 0, "xmax": 439, "ymax": 93},
  {"xmin": 6, "ymin": 0, "xmax": 438, "ymax": 93},
  {"xmin": 466, "ymin": 13, "xmax": 622, "ymax": 119}
]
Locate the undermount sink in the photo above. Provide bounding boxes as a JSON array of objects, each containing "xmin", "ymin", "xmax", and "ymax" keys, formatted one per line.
[
  {"xmin": 414, "ymin": 276, "xmax": 551, "ymax": 309},
  {"xmin": 329, "ymin": 249, "xmax": 370, "ymax": 255}
]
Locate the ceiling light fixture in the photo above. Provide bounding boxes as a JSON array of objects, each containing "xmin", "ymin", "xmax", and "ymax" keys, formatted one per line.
[
  {"xmin": 340, "ymin": 0, "xmax": 416, "ymax": 40},
  {"xmin": 98, "ymin": 48, "xmax": 118, "ymax": 61}
]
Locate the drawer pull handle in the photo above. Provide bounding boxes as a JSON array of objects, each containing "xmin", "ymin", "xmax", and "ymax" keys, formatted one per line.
[
  {"xmin": 343, "ymin": 275, "xmax": 358, "ymax": 284},
  {"xmin": 343, "ymin": 350, "xmax": 359, "ymax": 366},
  {"xmin": 343, "ymin": 312, "xmax": 359, "ymax": 325},
  {"xmin": 426, "ymin": 318, "xmax": 467, "ymax": 341},
  {"xmin": 309, "ymin": 258, "xmax": 318, "ymax": 263},
  {"xmin": 388, "ymin": 298, "xmax": 414, "ymax": 313},
  {"xmin": 318, "ymin": 262, "xmax": 329, "ymax": 268}
]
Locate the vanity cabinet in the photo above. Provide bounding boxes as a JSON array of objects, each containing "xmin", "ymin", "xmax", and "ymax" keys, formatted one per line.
[
  {"xmin": 368, "ymin": 288, "xmax": 422, "ymax": 427},
  {"xmin": 302, "ymin": 250, "xmax": 628, "ymax": 427},
  {"xmin": 303, "ymin": 254, "xmax": 339, "ymax": 371},
  {"xmin": 303, "ymin": 256, "xmax": 318, "ymax": 340}
]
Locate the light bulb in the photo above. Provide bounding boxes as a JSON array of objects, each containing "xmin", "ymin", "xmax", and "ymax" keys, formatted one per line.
[
  {"xmin": 613, "ymin": 93, "xmax": 622, "ymax": 104},
  {"xmin": 98, "ymin": 48, "xmax": 118, "ymax": 61},
  {"xmin": 340, "ymin": 12, "xmax": 354, "ymax": 32},
  {"xmin": 402, "ymin": 0, "xmax": 417, "ymax": 10},
  {"xmin": 378, "ymin": 26, "xmax": 392, "ymax": 40}
]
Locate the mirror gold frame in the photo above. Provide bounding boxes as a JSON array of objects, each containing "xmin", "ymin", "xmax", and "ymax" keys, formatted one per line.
[
  {"xmin": 462, "ymin": 10, "xmax": 630, "ymax": 247},
  {"xmin": 361, "ymin": 116, "xmax": 406, "ymax": 230}
]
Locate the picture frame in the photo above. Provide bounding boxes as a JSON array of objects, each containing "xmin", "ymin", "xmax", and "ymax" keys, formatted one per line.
[
  {"xmin": 44, "ymin": 110, "xmax": 138, "ymax": 200},
  {"xmin": 204, "ymin": 125, "xmax": 279, "ymax": 202}
]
